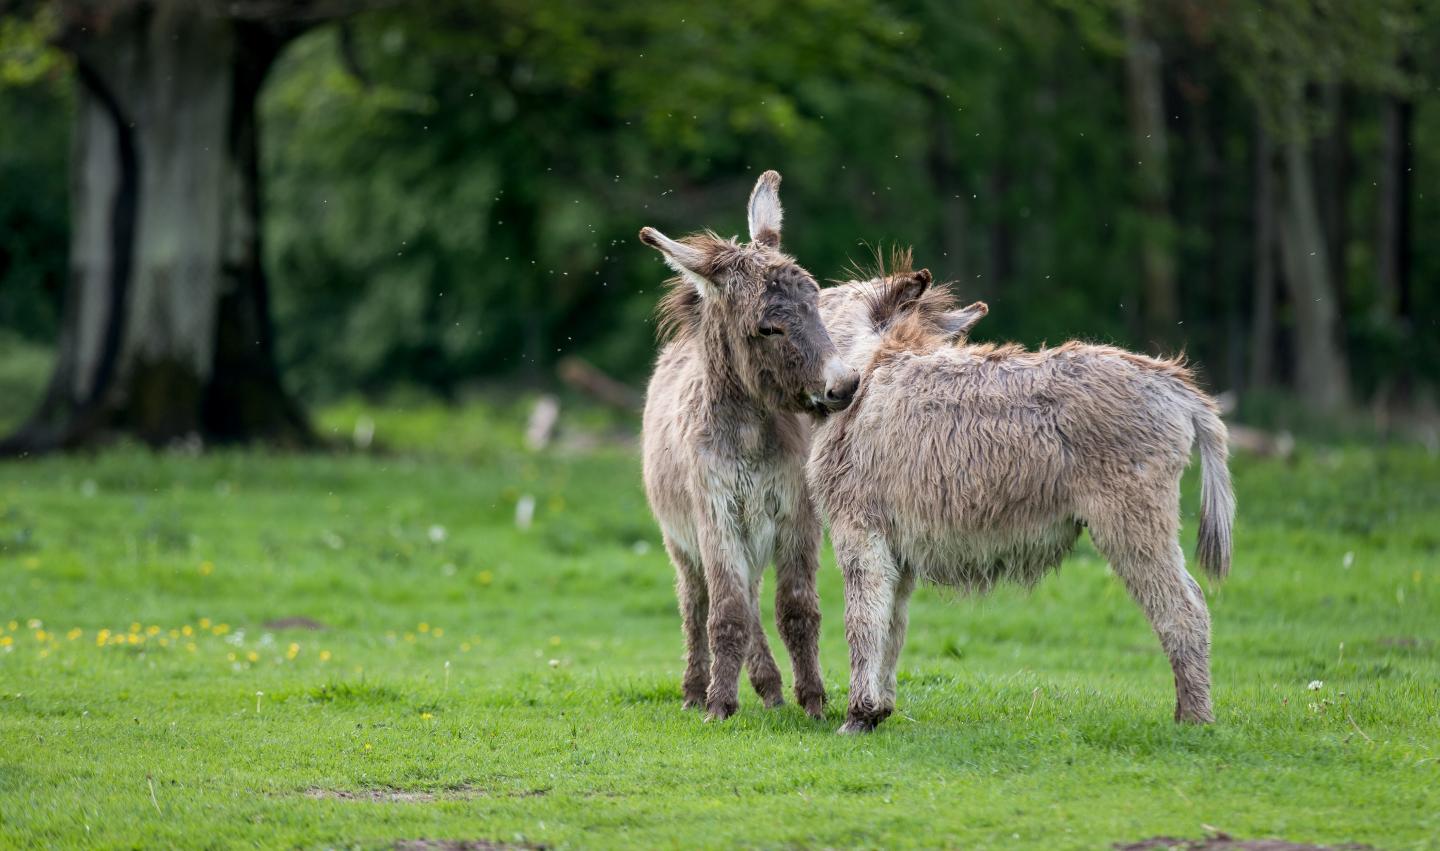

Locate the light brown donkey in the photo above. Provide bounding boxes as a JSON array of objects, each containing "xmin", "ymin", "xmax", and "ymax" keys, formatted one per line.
[
  {"xmin": 639, "ymin": 172, "xmax": 860, "ymax": 721},
  {"xmin": 809, "ymin": 259, "xmax": 1235, "ymax": 733}
]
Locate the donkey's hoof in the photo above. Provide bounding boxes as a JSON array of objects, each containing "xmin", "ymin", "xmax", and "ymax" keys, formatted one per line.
[
  {"xmin": 704, "ymin": 699, "xmax": 738, "ymax": 722},
  {"xmin": 1175, "ymin": 705, "xmax": 1215, "ymax": 725},
  {"xmin": 682, "ymin": 698, "xmax": 705, "ymax": 711},
  {"xmin": 837, "ymin": 718, "xmax": 876, "ymax": 735},
  {"xmin": 798, "ymin": 690, "xmax": 827, "ymax": 720},
  {"xmin": 762, "ymin": 695, "xmax": 785, "ymax": 709}
]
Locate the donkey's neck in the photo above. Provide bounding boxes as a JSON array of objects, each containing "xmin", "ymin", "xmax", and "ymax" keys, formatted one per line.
[{"xmin": 694, "ymin": 326, "xmax": 780, "ymax": 428}]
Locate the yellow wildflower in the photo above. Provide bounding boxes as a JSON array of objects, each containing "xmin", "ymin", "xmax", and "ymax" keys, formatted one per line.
[
  {"xmin": 432, "ymin": 628, "xmax": 444, "ymax": 638},
  {"xmin": 420, "ymin": 712, "xmax": 434, "ymax": 720},
  {"xmin": 146, "ymin": 625, "xmax": 160, "ymax": 636},
  {"xmin": 246, "ymin": 651, "xmax": 259, "ymax": 662},
  {"xmin": 6, "ymin": 620, "xmax": 17, "ymax": 632},
  {"xmin": 130, "ymin": 622, "xmax": 141, "ymax": 633},
  {"xmin": 198, "ymin": 561, "xmax": 214, "ymax": 576},
  {"xmin": 418, "ymin": 622, "xmax": 430, "ymax": 633},
  {"xmin": 67, "ymin": 628, "xmax": 82, "ymax": 641},
  {"xmin": 477, "ymin": 570, "xmax": 493, "ymax": 586},
  {"xmin": 286, "ymin": 643, "xmax": 300, "ymax": 660},
  {"xmin": 319, "ymin": 650, "xmax": 332, "ymax": 662},
  {"xmin": 181, "ymin": 625, "xmax": 193, "ymax": 637},
  {"xmin": 0, "ymin": 636, "xmax": 12, "ymax": 648},
  {"xmin": 549, "ymin": 635, "xmax": 562, "ymax": 646},
  {"xmin": 95, "ymin": 629, "xmax": 110, "ymax": 646},
  {"xmin": 198, "ymin": 618, "xmax": 211, "ymax": 630},
  {"xmin": 460, "ymin": 642, "xmax": 472, "ymax": 652}
]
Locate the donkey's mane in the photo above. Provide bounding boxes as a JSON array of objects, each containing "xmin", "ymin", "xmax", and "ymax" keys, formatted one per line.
[{"xmin": 654, "ymin": 231, "xmax": 735, "ymax": 342}]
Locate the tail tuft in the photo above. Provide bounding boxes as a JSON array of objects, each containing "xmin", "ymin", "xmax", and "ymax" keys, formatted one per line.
[{"xmin": 1194, "ymin": 407, "xmax": 1235, "ymax": 579}]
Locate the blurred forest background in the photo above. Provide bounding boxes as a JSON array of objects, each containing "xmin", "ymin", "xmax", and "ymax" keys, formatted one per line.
[{"xmin": 0, "ymin": 0, "xmax": 1437, "ymax": 449}]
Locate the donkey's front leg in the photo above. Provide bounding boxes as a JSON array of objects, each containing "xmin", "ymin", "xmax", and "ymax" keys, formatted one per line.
[
  {"xmin": 663, "ymin": 536, "xmax": 710, "ymax": 710},
  {"xmin": 836, "ymin": 527, "xmax": 901, "ymax": 734},
  {"xmin": 698, "ymin": 522, "xmax": 755, "ymax": 721},
  {"xmin": 774, "ymin": 502, "xmax": 827, "ymax": 718},
  {"xmin": 879, "ymin": 568, "xmax": 916, "ymax": 709}
]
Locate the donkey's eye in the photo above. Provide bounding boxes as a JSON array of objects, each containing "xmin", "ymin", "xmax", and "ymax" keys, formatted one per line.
[{"xmin": 757, "ymin": 323, "xmax": 785, "ymax": 337}]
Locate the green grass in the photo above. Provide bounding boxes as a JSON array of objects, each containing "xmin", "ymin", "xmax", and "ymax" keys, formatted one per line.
[{"xmin": 1, "ymin": 401, "xmax": 1437, "ymax": 849}]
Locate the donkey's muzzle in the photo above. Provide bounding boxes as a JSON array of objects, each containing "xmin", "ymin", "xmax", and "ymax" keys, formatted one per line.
[{"xmin": 821, "ymin": 371, "xmax": 860, "ymax": 411}]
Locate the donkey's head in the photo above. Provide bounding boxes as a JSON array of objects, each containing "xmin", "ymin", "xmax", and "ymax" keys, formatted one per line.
[
  {"xmin": 639, "ymin": 171, "xmax": 859, "ymax": 414},
  {"xmin": 820, "ymin": 254, "xmax": 988, "ymax": 369}
]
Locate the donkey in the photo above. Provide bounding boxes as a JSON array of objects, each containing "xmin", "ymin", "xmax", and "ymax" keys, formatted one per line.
[
  {"xmin": 639, "ymin": 171, "xmax": 860, "ymax": 721},
  {"xmin": 809, "ymin": 257, "xmax": 1235, "ymax": 733}
]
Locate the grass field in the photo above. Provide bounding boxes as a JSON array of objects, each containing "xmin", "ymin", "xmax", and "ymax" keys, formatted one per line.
[{"xmin": 1, "ymin": 399, "xmax": 1438, "ymax": 849}]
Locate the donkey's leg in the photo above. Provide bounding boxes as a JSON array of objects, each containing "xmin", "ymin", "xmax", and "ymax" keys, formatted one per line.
[
  {"xmin": 744, "ymin": 573, "xmax": 786, "ymax": 708},
  {"xmin": 879, "ymin": 568, "xmax": 917, "ymax": 708},
  {"xmin": 664, "ymin": 536, "xmax": 710, "ymax": 710},
  {"xmin": 835, "ymin": 526, "xmax": 902, "ymax": 734},
  {"xmin": 1088, "ymin": 495, "xmax": 1215, "ymax": 724},
  {"xmin": 698, "ymin": 523, "xmax": 754, "ymax": 722},
  {"xmin": 774, "ymin": 505, "xmax": 827, "ymax": 718}
]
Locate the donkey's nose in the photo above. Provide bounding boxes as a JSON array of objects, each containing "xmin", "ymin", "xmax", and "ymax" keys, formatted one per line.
[{"xmin": 823, "ymin": 371, "xmax": 860, "ymax": 410}]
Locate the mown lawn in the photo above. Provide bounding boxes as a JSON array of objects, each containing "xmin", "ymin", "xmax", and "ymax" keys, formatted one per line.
[{"xmin": 1, "ymin": 401, "xmax": 1437, "ymax": 849}]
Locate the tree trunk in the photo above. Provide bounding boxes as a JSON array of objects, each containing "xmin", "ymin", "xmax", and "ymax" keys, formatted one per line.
[
  {"xmin": 1377, "ymin": 92, "xmax": 1414, "ymax": 321},
  {"xmin": 1123, "ymin": 10, "xmax": 1179, "ymax": 351},
  {"xmin": 1276, "ymin": 96, "xmax": 1350, "ymax": 413},
  {"xmin": 1316, "ymin": 84, "xmax": 1350, "ymax": 300},
  {"xmin": 2, "ymin": 8, "xmax": 310, "ymax": 453},
  {"xmin": 1248, "ymin": 117, "xmax": 1277, "ymax": 392}
]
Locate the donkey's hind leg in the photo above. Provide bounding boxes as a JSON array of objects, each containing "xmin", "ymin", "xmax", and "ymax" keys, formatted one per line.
[
  {"xmin": 1087, "ymin": 492, "xmax": 1215, "ymax": 724},
  {"xmin": 664, "ymin": 536, "xmax": 710, "ymax": 710},
  {"xmin": 774, "ymin": 503, "xmax": 827, "ymax": 718},
  {"xmin": 745, "ymin": 573, "xmax": 786, "ymax": 708}
]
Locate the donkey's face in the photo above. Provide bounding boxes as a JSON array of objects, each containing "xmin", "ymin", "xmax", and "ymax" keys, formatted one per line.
[
  {"xmin": 820, "ymin": 267, "xmax": 989, "ymax": 368},
  {"xmin": 639, "ymin": 171, "xmax": 859, "ymax": 414}
]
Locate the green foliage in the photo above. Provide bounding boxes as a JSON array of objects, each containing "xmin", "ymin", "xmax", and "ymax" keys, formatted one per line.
[
  {"xmin": 2, "ymin": 0, "xmax": 1439, "ymax": 404},
  {"xmin": 1, "ymin": 402, "xmax": 1437, "ymax": 847}
]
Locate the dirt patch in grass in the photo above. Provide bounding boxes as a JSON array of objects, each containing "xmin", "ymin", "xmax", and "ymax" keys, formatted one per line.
[
  {"xmin": 1116, "ymin": 835, "xmax": 1373, "ymax": 850},
  {"xmin": 305, "ymin": 786, "xmax": 485, "ymax": 803},
  {"xmin": 262, "ymin": 616, "xmax": 328, "ymax": 631},
  {"xmin": 394, "ymin": 841, "xmax": 547, "ymax": 851}
]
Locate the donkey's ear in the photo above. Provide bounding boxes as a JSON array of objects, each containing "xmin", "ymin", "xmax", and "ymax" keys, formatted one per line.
[
  {"xmin": 894, "ymin": 268, "xmax": 933, "ymax": 308},
  {"xmin": 747, "ymin": 170, "xmax": 783, "ymax": 247},
  {"xmin": 640, "ymin": 226, "xmax": 715, "ymax": 297},
  {"xmin": 939, "ymin": 301, "xmax": 988, "ymax": 341}
]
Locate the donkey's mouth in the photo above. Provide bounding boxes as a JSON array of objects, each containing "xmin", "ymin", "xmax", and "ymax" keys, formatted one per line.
[{"xmin": 805, "ymin": 395, "xmax": 849, "ymax": 417}]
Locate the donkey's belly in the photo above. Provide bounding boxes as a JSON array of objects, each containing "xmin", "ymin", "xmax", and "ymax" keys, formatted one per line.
[{"xmin": 897, "ymin": 518, "xmax": 1082, "ymax": 593}]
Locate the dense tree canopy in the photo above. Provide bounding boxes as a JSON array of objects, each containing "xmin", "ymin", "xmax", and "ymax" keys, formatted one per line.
[{"xmin": 2, "ymin": 0, "xmax": 1438, "ymax": 429}]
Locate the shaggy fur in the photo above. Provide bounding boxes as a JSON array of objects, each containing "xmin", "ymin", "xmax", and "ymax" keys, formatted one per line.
[
  {"xmin": 809, "ymin": 268, "xmax": 1235, "ymax": 733},
  {"xmin": 640, "ymin": 172, "xmax": 860, "ymax": 721}
]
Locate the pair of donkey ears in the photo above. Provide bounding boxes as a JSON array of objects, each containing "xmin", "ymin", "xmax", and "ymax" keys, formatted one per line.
[
  {"xmin": 638, "ymin": 171, "xmax": 784, "ymax": 293},
  {"xmin": 890, "ymin": 269, "xmax": 989, "ymax": 340}
]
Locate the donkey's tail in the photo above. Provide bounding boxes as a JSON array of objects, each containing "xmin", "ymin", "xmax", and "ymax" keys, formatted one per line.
[{"xmin": 1192, "ymin": 405, "xmax": 1235, "ymax": 580}]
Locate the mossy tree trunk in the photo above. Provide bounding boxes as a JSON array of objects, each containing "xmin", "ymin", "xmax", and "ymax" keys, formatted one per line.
[{"xmin": 2, "ymin": 4, "xmax": 311, "ymax": 453}]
